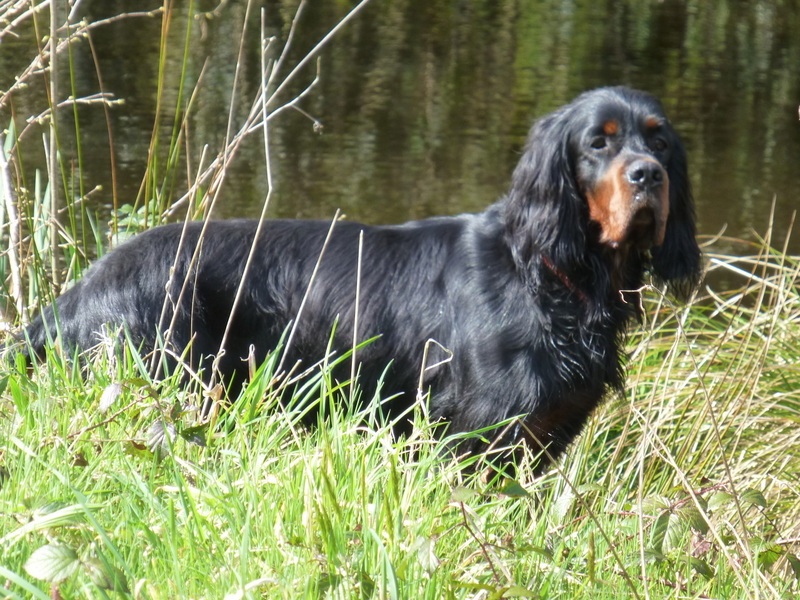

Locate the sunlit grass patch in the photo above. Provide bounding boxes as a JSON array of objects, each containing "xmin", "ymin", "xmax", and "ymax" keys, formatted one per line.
[{"xmin": 1, "ymin": 235, "xmax": 798, "ymax": 598}]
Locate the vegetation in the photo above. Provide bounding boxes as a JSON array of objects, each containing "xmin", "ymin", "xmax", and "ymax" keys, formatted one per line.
[
  {"xmin": 1, "ymin": 235, "xmax": 797, "ymax": 599},
  {"xmin": 1, "ymin": 2, "xmax": 799, "ymax": 598}
]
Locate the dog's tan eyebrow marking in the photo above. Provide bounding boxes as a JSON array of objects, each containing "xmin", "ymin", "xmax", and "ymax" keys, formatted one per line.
[
  {"xmin": 602, "ymin": 120, "xmax": 619, "ymax": 136},
  {"xmin": 644, "ymin": 115, "xmax": 663, "ymax": 130}
]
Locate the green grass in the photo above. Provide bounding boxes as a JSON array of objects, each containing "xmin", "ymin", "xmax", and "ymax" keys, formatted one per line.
[
  {"xmin": 0, "ymin": 244, "xmax": 798, "ymax": 599},
  {"xmin": 1, "ymin": 3, "xmax": 799, "ymax": 598}
]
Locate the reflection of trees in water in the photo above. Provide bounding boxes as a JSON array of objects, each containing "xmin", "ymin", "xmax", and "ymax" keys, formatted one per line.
[
  {"xmin": 267, "ymin": 0, "xmax": 799, "ymax": 248},
  {"xmin": 0, "ymin": 1, "xmax": 796, "ymax": 250}
]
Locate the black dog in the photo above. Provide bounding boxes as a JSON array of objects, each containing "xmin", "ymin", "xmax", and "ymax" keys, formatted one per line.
[{"xmin": 19, "ymin": 87, "xmax": 701, "ymax": 467}]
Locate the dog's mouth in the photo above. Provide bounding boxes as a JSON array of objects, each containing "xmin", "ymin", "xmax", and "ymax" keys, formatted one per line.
[
  {"xmin": 585, "ymin": 157, "xmax": 670, "ymax": 251},
  {"xmin": 594, "ymin": 196, "xmax": 667, "ymax": 251},
  {"xmin": 626, "ymin": 204, "xmax": 658, "ymax": 250}
]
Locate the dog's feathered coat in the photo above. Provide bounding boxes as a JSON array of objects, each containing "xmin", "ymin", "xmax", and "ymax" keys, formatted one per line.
[{"xmin": 20, "ymin": 87, "xmax": 701, "ymax": 466}]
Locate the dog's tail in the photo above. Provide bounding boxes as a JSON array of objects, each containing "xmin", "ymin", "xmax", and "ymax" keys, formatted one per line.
[
  {"xmin": 3, "ymin": 287, "xmax": 81, "ymax": 365},
  {"xmin": 2, "ymin": 309, "xmax": 53, "ymax": 367},
  {"xmin": 18, "ymin": 310, "xmax": 53, "ymax": 358}
]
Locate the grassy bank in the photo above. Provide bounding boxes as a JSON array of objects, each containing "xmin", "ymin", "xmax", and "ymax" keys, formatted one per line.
[
  {"xmin": 0, "ymin": 239, "xmax": 798, "ymax": 599},
  {"xmin": 1, "ymin": 3, "xmax": 799, "ymax": 598}
]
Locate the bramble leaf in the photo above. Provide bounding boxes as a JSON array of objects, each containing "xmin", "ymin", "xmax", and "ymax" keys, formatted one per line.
[{"xmin": 24, "ymin": 544, "xmax": 80, "ymax": 583}]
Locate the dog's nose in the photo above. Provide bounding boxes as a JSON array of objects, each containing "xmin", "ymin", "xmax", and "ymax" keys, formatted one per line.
[{"xmin": 626, "ymin": 160, "xmax": 664, "ymax": 190}]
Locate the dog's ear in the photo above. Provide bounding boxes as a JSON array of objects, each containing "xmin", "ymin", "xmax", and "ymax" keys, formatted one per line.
[
  {"xmin": 650, "ymin": 135, "xmax": 702, "ymax": 299},
  {"xmin": 504, "ymin": 108, "xmax": 587, "ymax": 271}
]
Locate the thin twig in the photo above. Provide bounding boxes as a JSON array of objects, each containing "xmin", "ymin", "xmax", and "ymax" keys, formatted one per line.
[
  {"xmin": 350, "ymin": 231, "xmax": 364, "ymax": 403},
  {"xmin": 457, "ymin": 502, "xmax": 502, "ymax": 584},
  {"xmin": 274, "ymin": 211, "xmax": 341, "ymax": 379},
  {"xmin": 0, "ymin": 8, "xmax": 162, "ymax": 111},
  {"xmin": 0, "ymin": 0, "xmax": 49, "ymax": 43},
  {"xmin": 168, "ymin": 0, "xmax": 370, "ymax": 212},
  {"xmin": 215, "ymin": 6, "xmax": 278, "ymax": 374},
  {"xmin": 47, "ymin": 0, "xmax": 60, "ymax": 288},
  {"xmin": 86, "ymin": 31, "xmax": 120, "ymax": 223},
  {"xmin": 0, "ymin": 132, "xmax": 24, "ymax": 320},
  {"xmin": 265, "ymin": 0, "xmax": 371, "ymax": 109},
  {"xmin": 267, "ymin": 0, "xmax": 307, "ymax": 91}
]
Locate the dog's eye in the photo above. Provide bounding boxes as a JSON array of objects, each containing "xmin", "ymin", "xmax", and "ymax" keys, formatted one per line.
[
  {"xmin": 650, "ymin": 137, "xmax": 668, "ymax": 152},
  {"xmin": 590, "ymin": 136, "xmax": 607, "ymax": 150}
]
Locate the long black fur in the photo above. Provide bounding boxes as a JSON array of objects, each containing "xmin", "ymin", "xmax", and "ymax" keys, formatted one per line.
[{"xmin": 18, "ymin": 87, "xmax": 702, "ymax": 468}]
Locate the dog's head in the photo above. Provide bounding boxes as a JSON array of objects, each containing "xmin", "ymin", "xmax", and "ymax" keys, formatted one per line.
[{"xmin": 505, "ymin": 86, "xmax": 701, "ymax": 298}]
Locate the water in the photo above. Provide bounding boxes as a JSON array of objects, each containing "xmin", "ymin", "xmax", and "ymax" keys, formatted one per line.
[{"xmin": 1, "ymin": 0, "xmax": 798, "ymax": 254}]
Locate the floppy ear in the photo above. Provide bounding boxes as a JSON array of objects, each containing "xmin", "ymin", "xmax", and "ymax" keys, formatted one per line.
[
  {"xmin": 503, "ymin": 108, "xmax": 587, "ymax": 271},
  {"xmin": 650, "ymin": 136, "xmax": 702, "ymax": 300}
]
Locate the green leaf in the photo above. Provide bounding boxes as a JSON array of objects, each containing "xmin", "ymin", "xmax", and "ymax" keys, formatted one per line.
[
  {"xmin": 147, "ymin": 420, "xmax": 176, "ymax": 453},
  {"xmin": 678, "ymin": 505, "xmax": 708, "ymax": 534},
  {"xmin": 649, "ymin": 511, "xmax": 670, "ymax": 552},
  {"xmin": 707, "ymin": 491, "xmax": 734, "ymax": 511},
  {"xmin": 576, "ymin": 483, "xmax": 604, "ymax": 496},
  {"xmin": 499, "ymin": 585, "xmax": 539, "ymax": 598},
  {"xmin": 413, "ymin": 536, "xmax": 439, "ymax": 573},
  {"xmin": 98, "ymin": 382, "xmax": 124, "ymax": 413},
  {"xmin": 499, "ymin": 480, "xmax": 530, "ymax": 498},
  {"xmin": 689, "ymin": 557, "xmax": 714, "ymax": 579},
  {"xmin": 641, "ymin": 548, "xmax": 666, "ymax": 563},
  {"xmin": 3, "ymin": 118, "xmax": 15, "ymax": 154},
  {"xmin": 664, "ymin": 512, "xmax": 687, "ymax": 553},
  {"xmin": 754, "ymin": 542, "xmax": 782, "ymax": 570},
  {"xmin": 740, "ymin": 488, "xmax": 768, "ymax": 509},
  {"xmin": 1, "ymin": 504, "xmax": 96, "ymax": 545},
  {"xmin": 786, "ymin": 553, "xmax": 800, "ymax": 580},
  {"xmin": 450, "ymin": 486, "xmax": 479, "ymax": 503},
  {"xmin": 368, "ymin": 529, "xmax": 398, "ymax": 600},
  {"xmin": 85, "ymin": 558, "xmax": 129, "ymax": 593},
  {"xmin": 8, "ymin": 375, "xmax": 29, "ymax": 415},
  {"xmin": 180, "ymin": 423, "xmax": 208, "ymax": 447},
  {"xmin": 641, "ymin": 495, "xmax": 670, "ymax": 513},
  {"xmin": 24, "ymin": 544, "xmax": 80, "ymax": 583},
  {"xmin": 553, "ymin": 489, "xmax": 574, "ymax": 523}
]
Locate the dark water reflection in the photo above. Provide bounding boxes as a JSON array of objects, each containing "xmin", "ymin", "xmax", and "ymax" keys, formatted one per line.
[{"xmin": 1, "ymin": 0, "xmax": 798, "ymax": 254}]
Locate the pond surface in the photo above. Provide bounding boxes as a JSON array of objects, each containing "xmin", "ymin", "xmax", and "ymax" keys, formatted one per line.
[{"xmin": 1, "ymin": 0, "xmax": 798, "ymax": 254}]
